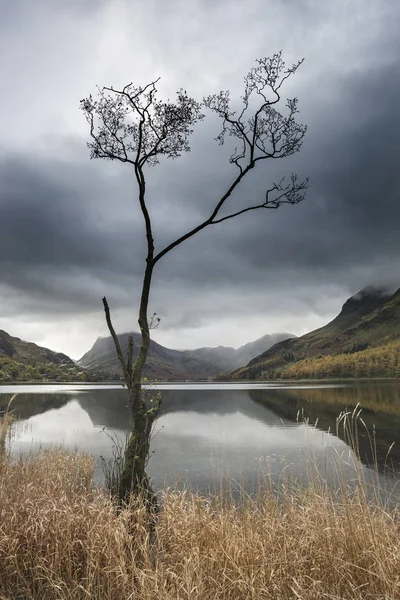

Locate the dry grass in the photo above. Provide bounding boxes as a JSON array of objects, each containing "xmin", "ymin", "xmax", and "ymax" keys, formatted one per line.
[
  {"xmin": 0, "ymin": 417, "xmax": 400, "ymax": 599},
  {"xmin": 0, "ymin": 412, "xmax": 13, "ymax": 458},
  {"xmin": 0, "ymin": 394, "xmax": 16, "ymax": 459}
]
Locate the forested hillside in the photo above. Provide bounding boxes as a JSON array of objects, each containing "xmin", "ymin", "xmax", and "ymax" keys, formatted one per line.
[
  {"xmin": 0, "ymin": 356, "xmax": 102, "ymax": 383},
  {"xmin": 0, "ymin": 330, "xmax": 105, "ymax": 382},
  {"xmin": 232, "ymin": 286, "xmax": 400, "ymax": 380},
  {"xmin": 263, "ymin": 340, "xmax": 400, "ymax": 379}
]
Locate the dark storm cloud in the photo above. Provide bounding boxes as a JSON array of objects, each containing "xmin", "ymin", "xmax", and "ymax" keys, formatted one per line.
[
  {"xmin": 156, "ymin": 54, "xmax": 400, "ymax": 293},
  {"xmin": 1, "ymin": 0, "xmax": 400, "ymax": 355},
  {"xmin": 0, "ymin": 154, "xmax": 148, "ymax": 312},
  {"xmin": 2, "ymin": 47, "xmax": 400, "ymax": 319}
]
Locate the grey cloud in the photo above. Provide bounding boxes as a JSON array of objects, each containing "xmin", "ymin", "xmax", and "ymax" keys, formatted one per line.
[
  {"xmin": 0, "ymin": 155, "xmax": 147, "ymax": 308},
  {"xmin": 1, "ymin": 0, "xmax": 400, "ymax": 356},
  {"xmin": 212, "ymin": 59, "xmax": 400, "ymax": 282}
]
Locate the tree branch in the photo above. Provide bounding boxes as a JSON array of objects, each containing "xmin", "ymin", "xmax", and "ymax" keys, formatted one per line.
[
  {"xmin": 102, "ymin": 297, "xmax": 130, "ymax": 383},
  {"xmin": 153, "ymin": 173, "xmax": 308, "ymax": 262},
  {"xmin": 135, "ymin": 164, "xmax": 154, "ymax": 259},
  {"xmin": 126, "ymin": 335, "xmax": 134, "ymax": 378},
  {"xmin": 153, "ymin": 165, "xmax": 253, "ymax": 264}
]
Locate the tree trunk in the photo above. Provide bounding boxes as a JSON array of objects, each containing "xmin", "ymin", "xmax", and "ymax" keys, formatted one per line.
[
  {"xmin": 118, "ymin": 404, "xmax": 157, "ymax": 506},
  {"xmin": 118, "ymin": 260, "xmax": 160, "ymax": 508}
]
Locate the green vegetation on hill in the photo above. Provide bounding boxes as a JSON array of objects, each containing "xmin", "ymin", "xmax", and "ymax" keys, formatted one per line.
[
  {"xmin": 0, "ymin": 356, "xmax": 108, "ymax": 383},
  {"xmin": 0, "ymin": 326, "xmax": 295, "ymax": 382},
  {"xmin": 232, "ymin": 286, "xmax": 400, "ymax": 380},
  {"xmin": 278, "ymin": 340, "xmax": 400, "ymax": 379},
  {"xmin": 238, "ymin": 341, "xmax": 400, "ymax": 380},
  {"xmin": 0, "ymin": 329, "xmax": 73, "ymax": 365},
  {"xmin": 0, "ymin": 330, "xmax": 112, "ymax": 382}
]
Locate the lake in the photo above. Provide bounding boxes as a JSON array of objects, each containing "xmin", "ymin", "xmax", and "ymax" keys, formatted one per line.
[{"xmin": 1, "ymin": 381, "xmax": 400, "ymax": 500}]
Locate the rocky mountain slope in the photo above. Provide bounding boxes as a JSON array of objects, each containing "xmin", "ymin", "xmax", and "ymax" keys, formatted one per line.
[
  {"xmin": 183, "ymin": 333, "xmax": 296, "ymax": 372},
  {"xmin": 231, "ymin": 286, "xmax": 400, "ymax": 379},
  {"xmin": 78, "ymin": 332, "xmax": 296, "ymax": 380},
  {"xmin": 0, "ymin": 330, "xmax": 100, "ymax": 382},
  {"xmin": 0, "ymin": 329, "xmax": 73, "ymax": 365}
]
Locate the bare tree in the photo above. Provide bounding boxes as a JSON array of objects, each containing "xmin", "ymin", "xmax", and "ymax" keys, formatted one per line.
[{"xmin": 80, "ymin": 51, "xmax": 308, "ymax": 505}]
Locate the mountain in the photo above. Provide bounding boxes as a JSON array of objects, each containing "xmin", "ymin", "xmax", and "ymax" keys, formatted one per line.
[
  {"xmin": 78, "ymin": 332, "xmax": 217, "ymax": 380},
  {"xmin": 231, "ymin": 286, "xmax": 400, "ymax": 380},
  {"xmin": 236, "ymin": 333, "xmax": 297, "ymax": 366},
  {"xmin": 0, "ymin": 329, "xmax": 98, "ymax": 382},
  {"xmin": 0, "ymin": 329, "xmax": 73, "ymax": 365},
  {"xmin": 184, "ymin": 333, "xmax": 296, "ymax": 372},
  {"xmin": 78, "ymin": 332, "xmax": 296, "ymax": 380}
]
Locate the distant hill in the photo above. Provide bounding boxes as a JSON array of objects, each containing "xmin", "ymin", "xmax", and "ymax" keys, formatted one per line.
[
  {"xmin": 231, "ymin": 286, "xmax": 400, "ymax": 380},
  {"xmin": 78, "ymin": 332, "xmax": 296, "ymax": 380},
  {"xmin": 184, "ymin": 333, "xmax": 296, "ymax": 372},
  {"xmin": 0, "ymin": 329, "xmax": 73, "ymax": 365},
  {"xmin": 78, "ymin": 332, "xmax": 216, "ymax": 380},
  {"xmin": 0, "ymin": 329, "xmax": 99, "ymax": 382}
]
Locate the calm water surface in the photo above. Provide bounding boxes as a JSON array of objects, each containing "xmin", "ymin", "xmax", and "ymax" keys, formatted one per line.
[{"xmin": 1, "ymin": 381, "xmax": 400, "ymax": 498}]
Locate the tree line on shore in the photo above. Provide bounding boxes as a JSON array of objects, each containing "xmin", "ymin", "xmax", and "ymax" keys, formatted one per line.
[
  {"xmin": 0, "ymin": 356, "xmax": 110, "ymax": 383},
  {"xmin": 256, "ymin": 340, "xmax": 400, "ymax": 379}
]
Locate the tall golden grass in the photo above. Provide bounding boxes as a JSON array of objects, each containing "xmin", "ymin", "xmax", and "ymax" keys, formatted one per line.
[{"xmin": 0, "ymin": 413, "xmax": 399, "ymax": 599}]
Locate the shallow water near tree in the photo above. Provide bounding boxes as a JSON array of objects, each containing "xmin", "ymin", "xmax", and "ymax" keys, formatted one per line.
[{"xmin": 1, "ymin": 381, "xmax": 399, "ymax": 501}]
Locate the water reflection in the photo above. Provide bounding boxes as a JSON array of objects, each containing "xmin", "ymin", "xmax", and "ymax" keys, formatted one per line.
[
  {"xmin": 0, "ymin": 392, "xmax": 70, "ymax": 420},
  {"xmin": 2, "ymin": 382, "xmax": 400, "ymax": 497},
  {"xmin": 249, "ymin": 383, "xmax": 400, "ymax": 474}
]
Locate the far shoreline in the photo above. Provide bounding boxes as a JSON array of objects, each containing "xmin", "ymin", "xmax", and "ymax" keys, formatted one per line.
[{"xmin": 1, "ymin": 377, "xmax": 400, "ymax": 387}]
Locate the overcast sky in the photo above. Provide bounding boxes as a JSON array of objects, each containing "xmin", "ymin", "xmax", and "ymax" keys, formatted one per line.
[{"xmin": 1, "ymin": 0, "xmax": 399, "ymax": 359}]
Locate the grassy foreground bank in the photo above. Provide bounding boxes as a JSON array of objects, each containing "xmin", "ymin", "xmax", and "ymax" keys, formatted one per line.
[{"xmin": 1, "ymin": 427, "xmax": 400, "ymax": 598}]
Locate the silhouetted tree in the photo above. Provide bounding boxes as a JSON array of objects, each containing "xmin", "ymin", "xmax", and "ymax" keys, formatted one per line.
[{"xmin": 81, "ymin": 51, "xmax": 308, "ymax": 505}]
